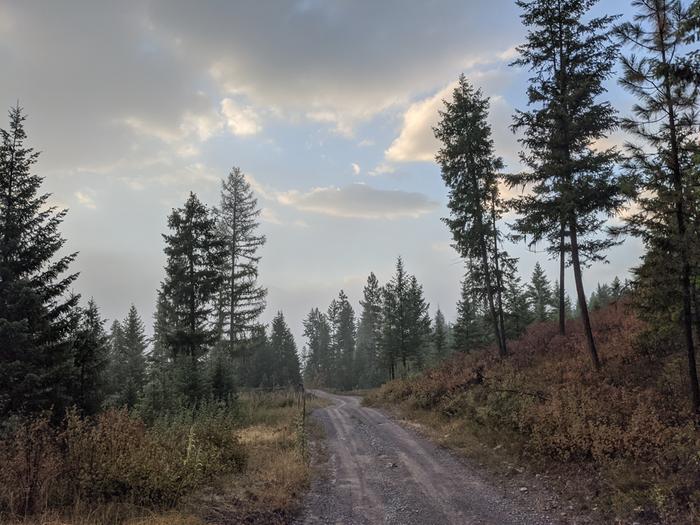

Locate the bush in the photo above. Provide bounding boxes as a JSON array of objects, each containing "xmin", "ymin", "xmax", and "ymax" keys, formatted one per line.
[{"xmin": 0, "ymin": 403, "xmax": 246, "ymax": 519}]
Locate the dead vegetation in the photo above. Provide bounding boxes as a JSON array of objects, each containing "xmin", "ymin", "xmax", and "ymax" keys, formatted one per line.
[
  {"xmin": 366, "ymin": 302, "xmax": 700, "ymax": 524},
  {"xmin": 0, "ymin": 390, "xmax": 324, "ymax": 525}
]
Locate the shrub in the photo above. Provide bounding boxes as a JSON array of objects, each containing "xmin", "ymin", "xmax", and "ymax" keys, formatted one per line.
[{"xmin": 0, "ymin": 403, "xmax": 246, "ymax": 520}]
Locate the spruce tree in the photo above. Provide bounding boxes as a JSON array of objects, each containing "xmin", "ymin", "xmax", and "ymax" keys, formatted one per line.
[
  {"xmin": 355, "ymin": 272, "xmax": 383, "ymax": 387},
  {"xmin": 528, "ymin": 262, "xmax": 553, "ymax": 322},
  {"xmin": 216, "ymin": 167, "xmax": 267, "ymax": 356},
  {"xmin": 0, "ymin": 105, "xmax": 79, "ymax": 417},
  {"xmin": 509, "ymin": 0, "xmax": 624, "ymax": 369},
  {"xmin": 108, "ymin": 305, "xmax": 147, "ymax": 409},
  {"xmin": 72, "ymin": 298, "xmax": 109, "ymax": 415},
  {"xmin": 161, "ymin": 192, "xmax": 225, "ymax": 403},
  {"xmin": 142, "ymin": 291, "xmax": 175, "ymax": 415},
  {"xmin": 432, "ymin": 308, "xmax": 449, "ymax": 364},
  {"xmin": 269, "ymin": 312, "xmax": 302, "ymax": 387},
  {"xmin": 381, "ymin": 257, "xmax": 408, "ymax": 379},
  {"xmin": 434, "ymin": 75, "xmax": 510, "ymax": 357},
  {"xmin": 302, "ymin": 307, "xmax": 331, "ymax": 386},
  {"xmin": 405, "ymin": 275, "xmax": 431, "ymax": 371},
  {"xmin": 504, "ymin": 273, "xmax": 533, "ymax": 338},
  {"xmin": 327, "ymin": 290, "xmax": 356, "ymax": 390},
  {"xmin": 453, "ymin": 273, "xmax": 489, "ymax": 352},
  {"xmin": 617, "ymin": 0, "xmax": 700, "ymax": 412}
]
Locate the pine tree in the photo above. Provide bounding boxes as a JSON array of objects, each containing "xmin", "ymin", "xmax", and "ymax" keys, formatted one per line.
[
  {"xmin": 302, "ymin": 307, "xmax": 331, "ymax": 386},
  {"xmin": 432, "ymin": 308, "xmax": 449, "ymax": 364},
  {"xmin": 71, "ymin": 298, "xmax": 109, "ymax": 415},
  {"xmin": 108, "ymin": 305, "xmax": 147, "ymax": 409},
  {"xmin": 504, "ymin": 273, "xmax": 533, "ymax": 338},
  {"xmin": 327, "ymin": 290, "xmax": 356, "ymax": 390},
  {"xmin": 216, "ymin": 167, "xmax": 267, "ymax": 356},
  {"xmin": 453, "ymin": 273, "xmax": 489, "ymax": 352},
  {"xmin": 528, "ymin": 262, "xmax": 553, "ymax": 322},
  {"xmin": 269, "ymin": 312, "xmax": 301, "ymax": 387},
  {"xmin": 405, "ymin": 275, "xmax": 431, "ymax": 371},
  {"xmin": 434, "ymin": 75, "xmax": 509, "ymax": 357},
  {"xmin": 381, "ymin": 257, "xmax": 408, "ymax": 379},
  {"xmin": 508, "ymin": 0, "xmax": 624, "ymax": 369},
  {"xmin": 355, "ymin": 272, "xmax": 383, "ymax": 387},
  {"xmin": 617, "ymin": 0, "xmax": 700, "ymax": 412},
  {"xmin": 0, "ymin": 105, "xmax": 79, "ymax": 418},
  {"xmin": 142, "ymin": 291, "xmax": 176, "ymax": 416},
  {"xmin": 161, "ymin": 192, "xmax": 225, "ymax": 403}
]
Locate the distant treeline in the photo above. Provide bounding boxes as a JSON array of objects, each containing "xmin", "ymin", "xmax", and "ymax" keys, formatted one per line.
[{"xmin": 301, "ymin": 257, "xmax": 628, "ymax": 391}]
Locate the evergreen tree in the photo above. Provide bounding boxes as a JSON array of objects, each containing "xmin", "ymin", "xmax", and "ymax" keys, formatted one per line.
[
  {"xmin": 432, "ymin": 308, "xmax": 449, "ymax": 364},
  {"xmin": 241, "ymin": 325, "xmax": 271, "ymax": 388},
  {"xmin": 434, "ymin": 75, "xmax": 509, "ymax": 357},
  {"xmin": 355, "ymin": 272, "xmax": 383, "ymax": 387},
  {"xmin": 327, "ymin": 290, "xmax": 356, "ymax": 390},
  {"xmin": 302, "ymin": 307, "xmax": 331, "ymax": 386},
  {"xmin": 216, "ymin": 167, "xmax": 267, "ymax": 356},
  {"xmin": 0, "ymin": 105, "xmax": 79, "ymax": 418},
  {"xmin": 618, "ymin": 0, "xmax": 700, "ymax": 413},
  {"xmin": 71, "ymin": 298, "xmax": 109, "ymax": 415},
  {"xmin": 504, "ymin": 273, "xmax": 533, "ymax": 338},
  {"xmin": 108, "ymin": 305, "xmax": 147, "ymax": 409},
  {"xmin": 508, "ymin": 0, "xmax": 624, "ymax": 369},
  {"xmin": 381, "ymin": 257, "xmax": 409, "ymax": 379},
  {"xmin": 453, "ymin": 273, "xmax": 490, "ymax": 352},
  {"xmin": 142, "ymin": 291, "xmax": 176, "ymax": 416},
  {"xmin": 161, "ymin": 192, "xmax": 225, "ymax": 403},
  {"xmin": 405, "ymin": 275, "xmax": 431, "ymax": 371},
  {"xmin": 269, "ymin": 312, "xmax": 301, "ymax": 387},
  {"xmin": 528, "ymin": 262, "xmax": 553, "ymax": 322}
]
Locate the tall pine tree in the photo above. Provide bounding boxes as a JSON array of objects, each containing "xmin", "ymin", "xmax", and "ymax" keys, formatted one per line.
[
  {"xmin": 0, "ymin": 105, "xmax": 79, "ymax": 417},
  {"xmin": 434, "ymin": 76, "xmax": 509, "ymax": 356},
  {"xmin": 509, "ymin": 0, "xmax": 624, "ymax": 369},
  {"xmin": 216, "ymin": 167, "xmax": 267, "ymax": 356},
  {"xmin": 161, "ymin": 192, "xmax": 224, "ymax": 403},
  {"xmin": 617, "ymin": 0, "xmax": 700, "ymax": 412},
  {"xmin": 355, "ymin": 273, "xmax": 383, "ymax": 387}
]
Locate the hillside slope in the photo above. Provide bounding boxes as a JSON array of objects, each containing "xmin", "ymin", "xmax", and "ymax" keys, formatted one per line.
[{"xmin": 367, "ymin": 303, "xmax": 700, "ymax": 524}]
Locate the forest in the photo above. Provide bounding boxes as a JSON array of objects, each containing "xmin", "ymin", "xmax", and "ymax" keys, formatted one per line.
[{"xmin": 1, "ymin": 0, "xmax": 700, "ymax": 523}]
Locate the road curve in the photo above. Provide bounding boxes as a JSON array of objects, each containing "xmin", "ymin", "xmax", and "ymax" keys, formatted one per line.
[{"xmin": 296, "ymin": 390, "xmax": 557, "ymax": 525}]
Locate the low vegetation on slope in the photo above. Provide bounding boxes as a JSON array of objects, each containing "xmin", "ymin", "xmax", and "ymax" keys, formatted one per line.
[
  {"xmin": 0, "ymin": 390, "xmax": 318, "ymax": 525},
  {"xmin": 366, "ymin": 302, "xmax": 700, "ymax": 524}
]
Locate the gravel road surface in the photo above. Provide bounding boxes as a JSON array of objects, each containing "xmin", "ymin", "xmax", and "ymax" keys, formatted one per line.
[{"xmin": 296, "ymin": 390, "xmax": 558, "ymax": 525}]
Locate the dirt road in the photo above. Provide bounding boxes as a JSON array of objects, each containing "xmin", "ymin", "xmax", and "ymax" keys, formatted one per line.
[{"xmin": 296, "ymin": 390, "xmax": 558, "ymax": 525}]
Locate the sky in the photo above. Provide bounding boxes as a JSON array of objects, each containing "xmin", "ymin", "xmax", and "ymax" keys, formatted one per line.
[{"xmin": 0, "ymin": 0, "xmax": 644, "ymax": 345}]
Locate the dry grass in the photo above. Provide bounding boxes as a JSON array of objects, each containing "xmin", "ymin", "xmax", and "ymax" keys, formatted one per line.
[{"xmin": 1, "ymin": 390, "xmax": 325, "ymax": 525}]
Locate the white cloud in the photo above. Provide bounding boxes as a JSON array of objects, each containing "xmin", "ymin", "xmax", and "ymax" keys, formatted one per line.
[
  {"xmin": 75, "ymin": 190, "xmax": 96, "ymax": 210},
  {"xmin": 368, "ymin": 163, "xmax": 396, "ymax": 176},
  {"xmin": 220, "ymin": 98, "xmax": 261, "ymax": 136},
  {"xmin": 385, "ymin": 67, "xmax": 519, "ymax": 167},
  {"xmin": 351, "ymin": 162, "xmax": 361, "ymax": 175},
  {"xmin": 277, "ymin": 183, "xmax": 438, "ymax": 220},
  {"xmin": 385, "ymin": 82, "xmax": 454, "ymax": 163}
]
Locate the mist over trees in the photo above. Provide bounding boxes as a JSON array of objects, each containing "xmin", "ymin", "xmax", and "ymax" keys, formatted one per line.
[{"xmin": 0, "ymin": 0, "xmax": 699, "ymax": 428}]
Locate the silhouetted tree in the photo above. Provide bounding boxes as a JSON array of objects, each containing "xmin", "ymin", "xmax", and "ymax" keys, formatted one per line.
[{"xmin": 0, "ymin": 105, "xmax": 79, "ymax": 418}]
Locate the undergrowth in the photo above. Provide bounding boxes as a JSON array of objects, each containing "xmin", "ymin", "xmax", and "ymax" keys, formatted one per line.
[
  {"xmin": 366, "ymin": 302, "xmax": 700, "ymax": 524},
  {"xmin": 0, "ymin": 389, "xmax": 318, "ymax": 525}
]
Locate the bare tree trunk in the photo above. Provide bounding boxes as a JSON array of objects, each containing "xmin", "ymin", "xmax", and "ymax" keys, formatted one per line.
[
  {"xmin": 491, "ymin": 196, "xmax": 508, "ymax": 354},
  {"xmin": 569, "ymin": 216, "xmax": 600, "ymax": 370},
  {"xmin": 559, "ymin": 221, "xmax": 566, "ymax": 335},
  {"xmin": 658, "ymin": 19, "xmax": 700, "ymax": 415}
]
